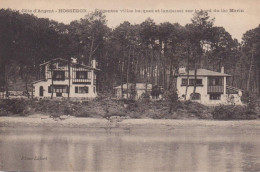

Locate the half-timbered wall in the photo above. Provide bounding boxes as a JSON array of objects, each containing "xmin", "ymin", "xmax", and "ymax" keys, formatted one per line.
[{"xmin": 33, "ymin": 60, "xmax": 98, "ymax": 98}]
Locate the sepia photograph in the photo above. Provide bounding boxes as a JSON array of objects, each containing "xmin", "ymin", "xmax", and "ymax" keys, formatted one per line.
[{"xmin": 0, "ymin": 0, "xmax": 260, "ymax": 171}]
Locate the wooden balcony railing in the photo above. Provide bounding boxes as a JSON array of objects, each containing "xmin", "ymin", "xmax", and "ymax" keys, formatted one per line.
[
  {"xmin": 72, "ymin": 78, "xmax": 91, "ymax": 85},
  {"xmin": 207, "ymin": 85, "xmax": 224, "ymax": 93}
]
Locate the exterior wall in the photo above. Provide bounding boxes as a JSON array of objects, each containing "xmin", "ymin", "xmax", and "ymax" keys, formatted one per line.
[
  {"xmin": 177, "ymin": 76, "xmax": 208, "ymax": 104},
  {"xmin": 204, "ymin": 94, "xmax": 226, "ymax": 105},
  {"xmin": 34, "ymin": 79, "xmax": 97, "ymax": 98},
  {"xmin": 34, "ymin": 62, "xmax": 97, "ymax": 98},
  {"xmin": 114, "ymin": 88, "xmax": 152, "ymax": 99},
  {"xmin": 177, "ymin": 76, "xmax": 230, "ymax": 105},
  {"xmin": 223, "ymin": 76, "xmax": 226, "ymax": 95},
  {"xmin": 136, "ymin": 89, "xmax": 151, "ymax": 99},
  {"xmin": 0, "ymin": 91, "xmax": 5, "ymax": 99},
  {"xmin": 226, "ymin": 93, "xmax": 243, "ymax": 105}
]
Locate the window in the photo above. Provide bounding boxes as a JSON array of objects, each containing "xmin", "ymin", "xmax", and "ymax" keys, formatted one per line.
[
  {"xmin": 190, "ymin": 93, "xmax": 201, "ymax": 100},
  {"xmin": 189, "ymin": 79, "xmax": 203, "ymax": 86},
  {"xmin": 76, "ymin": 71, "xmax": 88, "ymax": 79},
  {"xmin": 93, "ymin": 87, "xmax": 96, "ymax": 93},
  {"xmin": 94, "ymin": 73, "xmax": 97, "ymax": 85},
  {"xmin": 210, "ymin": 93, "xmax": 221, "ymax": 100},
  {"xmin": 56, "ymin": 93, "xmax": 62, "ymax": 97},
  {"xmin": 51, "ymin": 85, "xmax": 68, "ymax": 93},
  {"xmin": 75, "ymin": 86, "xmax": 88, "ymax": 94},
  {"xmin": 58, "ymin": 62, "xmax": 66, "ymax": 68},
  {"xmin": 181, "ymin": 79, "xmax": 188, "ymax": 86},
  {"xmin": 208, "ymin": 77, "xmax": 223, "ymax": 86},
  {"xmin": 53, "ymin": 71, "xmax": 65, "ymax": 80},
  {"xmin": 39, "ymin": 86, "xmax": 44, "ymax": 97}
]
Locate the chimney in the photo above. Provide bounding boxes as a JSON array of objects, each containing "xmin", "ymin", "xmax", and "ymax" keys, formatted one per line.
[
  {"xmin": 71, "ymin": 57, "xmax": 77, "ymax": 63},
  {"xmin": 221, "ymin": 66, "xmax": 224, "ymax": 73},
  {"xmin": 91, "ymin": 59, "xmax": 97, "ymax": 68},
  {"xmin": 179, "ymin": 66, "xmax": 186, "ymax": 74}
]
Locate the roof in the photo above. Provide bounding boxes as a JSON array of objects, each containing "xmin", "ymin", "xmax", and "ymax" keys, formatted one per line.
[
  {"xmin": 136, "ymin": 83, "xmax": 152, "ymax": 90},
  {"xmin": 114, "ymin": 83, "xmax": 134, "ymax": 89},
  {"xmin": 178, "ymin": 69, "xmax": 231, "ymax": 77},
  {"xmin": 226, "ymin": 85, "xmax": 243, "ymax": 91},
  {"xmin": 114, "ymin": 83, "xmax": 152, "ymax": 90},
  {"xmin": 39, "ymin": 58, "xmax": 100, "ymax": 71},
  {"xmin": 40, "ymin": 58, "xmax": 67, "ymax": 66}
]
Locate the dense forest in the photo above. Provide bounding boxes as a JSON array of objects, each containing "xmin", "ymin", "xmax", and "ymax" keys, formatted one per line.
[{"xmin": 0, "ymin": 8, "xmax": 260, "ymax": 96}]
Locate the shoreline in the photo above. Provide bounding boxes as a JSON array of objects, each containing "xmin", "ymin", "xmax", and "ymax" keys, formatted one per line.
[{"xmin": 1, "ymin": 115, "xmax": 260, "ymax": 129}]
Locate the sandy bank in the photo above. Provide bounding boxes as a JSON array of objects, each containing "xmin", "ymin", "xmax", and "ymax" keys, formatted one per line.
[{"xmin": 0, "ymin": 115, "xmax": 260, "ymax": 130}]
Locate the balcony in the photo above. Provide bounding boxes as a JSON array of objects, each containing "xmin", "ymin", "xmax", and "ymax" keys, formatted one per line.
[
  {"xmin": 207, "ymin": 85, "xmax": 224, "ymax": 93},
  {"xmin": 72, "ymin": 78, "xmax": 92, "ymax": 85}
]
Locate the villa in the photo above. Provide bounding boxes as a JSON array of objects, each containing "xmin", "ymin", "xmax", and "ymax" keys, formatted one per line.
[
  {"xmin": 33, "ymin": 58, "xmax": 99, "ymax": 99},
  {"xmin": 176, "ymin": 67, "xmax": 242, "ymax": 105}
]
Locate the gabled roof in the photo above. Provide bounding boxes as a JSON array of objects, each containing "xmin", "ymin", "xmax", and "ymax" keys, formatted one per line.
[
  {"xmin": 39, "ymin": 58, "xmax": 67, "ymax": 66},
  {"xmin": 39, "ymin": 58, "xmax": 100, "ymax": 71},
  {"xmin": 178, "ymin": 69, "xmax": 231, "ymax": 77}
]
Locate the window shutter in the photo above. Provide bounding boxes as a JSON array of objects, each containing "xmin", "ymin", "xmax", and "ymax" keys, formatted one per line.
[
  {"xmin": 62, "ymin": 72, "xmax": 65, "ymax": 80},
  {"xmin": 88, "ymin": 72, "xmax": 91, "ymax": 79},
  {"xmin": 76, "ymin": 72, "xmax": 79, "ymax": 79},
  {"xmin": 182, "ymin": 79, "xmax": 187, "ymax": 85},
  {"xmin": 53, "ymin": 72, "xmax": 56, "ymax": 79},
  {"xmin": 48, "ymin": 86, "xmax": 51, "ymax": 93},
  {"xmin": 75, "ymin": 87, "xmax": 78, "ymax": 93}
]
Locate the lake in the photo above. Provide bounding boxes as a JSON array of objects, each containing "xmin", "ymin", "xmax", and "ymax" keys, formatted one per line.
[{"xmin": 0, "ymin": 120, "xmax": 260, "ymax": 171}]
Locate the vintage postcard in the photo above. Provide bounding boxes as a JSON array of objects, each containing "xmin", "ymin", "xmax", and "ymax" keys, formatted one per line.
[{"xmin": 0, "ymin": 0, "xmax": 260, "ymax": 171}]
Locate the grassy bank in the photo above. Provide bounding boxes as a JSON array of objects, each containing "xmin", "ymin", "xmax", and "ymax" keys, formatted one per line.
[{"xmin": 0, "ymin": 98, "xmax": 259, "ymax": 120}]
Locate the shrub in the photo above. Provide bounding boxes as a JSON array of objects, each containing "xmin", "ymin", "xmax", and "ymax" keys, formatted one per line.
[
  {"xmin": 129, "ymin": 89, "xmax": 137, "ymax": 100},
  {"xmin": 151, "ymin": 85, "xmax": 162, "ymax": 99},
  {"xmin": 75, "ymin": 109, "xmax": 91, "ymax": 117},
  {"xmin": 241, "ymin": 91, "xmax": 257, "ymax": 109},
  {"xmin": 140, "ymin": 92, "xmax": 150, "ymax": 103},
  {"xmin": 103, "ymin": 103, "xmax": 127, "ymax": 119},
  {"xmin": 126, "ymin": 101, "xmax": 138, "ymax": 111},
  {"xmin": 198, "ymin": 112, "xmax": 213, "ymax": 119},
  {"xmin": 128, "ymin": 111, "xmax": 141, "ymax": 119},
  {"xmin": 212, "ymin": 105, "xmax": 257, "ymax": 120},
  {"xmin": 163, "ymin": 89, "xmax": 179, "ymax": 112},
  {"xmin": 144, "ymin": 109, "xmax": 166, "ymax": 119},
  {"xmin": 0, "ymin": 99, "xmax": 29, "ymax": 115},
  {"xmin": 0, "ymin": 101, "xmax": 8, "ymax": 116},
  {"xmin": 63, "ymin": 104, "xmax": 74, "ymax": 115}
]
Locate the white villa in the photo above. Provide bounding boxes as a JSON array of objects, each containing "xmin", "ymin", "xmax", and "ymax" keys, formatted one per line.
[
  {"xmin": 176, "ymin": 67, "xmax": 243, "ymax": 105},
  {"xmin": 33, "ymin": 58, "xmax": 99, "ymax": 99}
]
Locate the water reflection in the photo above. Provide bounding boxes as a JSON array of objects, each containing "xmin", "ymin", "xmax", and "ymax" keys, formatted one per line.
[{"xmin": 0, "ymin": 126, "xmax": 260, "ymax": 171}]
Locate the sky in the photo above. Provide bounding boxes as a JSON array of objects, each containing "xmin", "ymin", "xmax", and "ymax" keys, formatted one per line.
[{"xmin": 1, "ymin": 0, "xmax": 260, "ymax": 42}]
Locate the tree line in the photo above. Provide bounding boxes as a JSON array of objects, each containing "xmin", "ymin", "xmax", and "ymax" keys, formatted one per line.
[{"xmin": 0, "ymin": 8, "xmax": 259, "ymax": 97}]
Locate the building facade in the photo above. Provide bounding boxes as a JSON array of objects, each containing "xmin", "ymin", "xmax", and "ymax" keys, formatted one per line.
[
  {"xmin": 114, "ymin": 83, "xmax": 153, "ymax": 99},
  {"xmin": 176, "ymin": 67, "xmax": 242, "ymax": 105},
  {"xmin": 33, "ymin": 58, "xmax": 99, "ymax": 99}
]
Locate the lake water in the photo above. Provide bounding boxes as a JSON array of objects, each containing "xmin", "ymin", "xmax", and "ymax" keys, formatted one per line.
[{"xmin": 0, "ymin": 122, "xmax": 260, "ymax": 171}]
